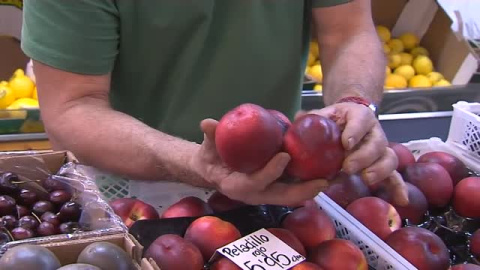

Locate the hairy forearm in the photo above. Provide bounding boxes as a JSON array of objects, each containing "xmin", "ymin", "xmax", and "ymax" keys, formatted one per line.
[
  {"xmin": 46, "ymin": 100, "xmax": 210, "ymax": 187},
  {"xmin": 317, "ymin": 30, "xmax": 386, "ymax": 106}
]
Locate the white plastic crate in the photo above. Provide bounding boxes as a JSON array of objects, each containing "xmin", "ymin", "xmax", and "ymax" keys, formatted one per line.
[
  {"xmin": 314, "ymin": 193, "xmax": 416, "ymax": 270},
  {"xmin": 446, "ymin": 101, "xmax": 480, "ymax": 172}
]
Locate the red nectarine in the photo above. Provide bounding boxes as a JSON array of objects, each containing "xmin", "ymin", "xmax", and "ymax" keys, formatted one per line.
[
  {"xmin": 291, "ymin": 262, "xmax": 323, "ymax": 269},
  {"xmin": 417, "ymin": 151, "xmax": 469, "ymax": 186},
  {"xmin": 470, "ymin": 229, "xmax": 480, "ymax": 260},
  {"xmin": 266, "ymin": 228, "xmax": 306, "ymax": 257},
  {"xmin": 324, "ymin": 172, "xmax": 371, "ymax": 208},
  {"xmin": 281, "ymin": 206, "xmax": 335, "ymax": 249},
  {"xmin": 215, "ymin": 103, "xmax": 283, "ymax": 173},
  {"xmin": 210, "ymin": 257, "xmax": 241, "ymax": 270},
  {"xmin": 346, "ymin": 197, "xmax": 401, "ymax": 240},
  {"xmin": 184, "ymin": 216, "xmax": 242, "ymax": 261},
  {"xmin": 385, "ymin": 227, "xmax": 450, "ymax": 270},
  {"xmin": 143, "ymin": 234, "xmax": 204, "ymax": 270},
  {"xmin": 161, "ymin": 196, "xmax": 213, "ymax": 219},
  {"xmin": 404, "ymin": 163, "xmax": 453, "ymax": 208},
  {"xmin": 389, "ymin": 142, "xmax": 415, "ymax": 172},
  {"xmin": 283, "ymin": 114, "xmax": 344, "ymax": 181},
  {"xmin": 453, "ymin": 177, "xmax": 480, "ymax": 218},
  {"xmin": 110, "ymin": 198, "xmax": 159, "ymax": 228},
  {"xmin": 268, "ymin": 109, "xmax": 291, "ymax": 133},
  {"xmin": 308, "ymin": 239, "xmax": 368, "ymax": 270}
]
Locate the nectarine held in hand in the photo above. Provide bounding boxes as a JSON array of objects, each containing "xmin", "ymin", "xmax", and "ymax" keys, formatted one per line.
[
  {"xmin": 266, "ymin": 228, "xmax": 307, "ymax": 257},
  {"xmin": 386, "ymin": 227, "xmax": 450, "ymax": 270},
  {"xmin": 215, "ymin": 103, "xmax": 283, "ymax": 174},
  {"xmin": 417, "ymin": 151, "xmax": 469, "ymax": 186},
  {"xmin": 346, "ymin": 197, "xmax": 401, "ymax": 240},
  {"xmin": 207, "ymin": 191, "xmax": 246, "ymax": 213},
  {"xmin": 161, "ymin": 196, "xmax": 213, "ymax": 218},
  {"xmin": 109, "ymin": 198, "xmax": 159, "ymax": 228},
  {"xmin": 324, "ymin": 172, "xmax": 371, "ymax": 209},
  {"xmin": 308, "ymin": 239, "xmax": 368, "ymax": 270},
  {"xmin": 453, "ymin": 177, "xmax": 480, "ymax": 218},
  {"xmin": 470, "ymin": 229, "xmax": 480, "ymax": 260},
  {"xmin": 184, "ymin": 216, "xmax": 241, "ymax": 261},
  {"xmin": 143, "ymin": 234, "xmax": 204, "ymax": 270},
  {"xmin": 284, "ymin": 114, "xmax": 344, "ymax": 181},
  {"xmin": 375, "ymin": 182, "xmax": 428, "ymax": 225},
  {"xmin": 388, "ymin": 142, "xmax": 415, "ymax": 173},
  {"xmin": 268, "ymin": 109, "xmax": 291, "ymax": 133},
  {"xmin": 281, "ymin": 206, "xmax": 335, "ymax": 249},
  {"xmin": 403, "ymin": 163, "xmax": 453, "ymax": 208}
]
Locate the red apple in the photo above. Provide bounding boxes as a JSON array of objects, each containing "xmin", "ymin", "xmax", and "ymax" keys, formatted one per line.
[
  {"xmin": 323, "ymin": 172, "xmax": 371, "ymax": 208},
  {"xmin": 470, "ymin": 229, "xmax": 480, "ymax": 260},
  {"xmin": 281, "ymin": 206, "xmax": 336, "ymax": 249},
  {"xmin": 144, "ymin": 234, "xmax": 204, "ymax": 270},
  {"xmin": 283, "ymin": 114, "xmax": 344, "ymax": 181},
  {"xmin": 417, "ymin": 151, "xmax": 469, "ymax": 185},
  {"xmin": 375, "ymin": 182, "xmax": 428, "ymax": 225},
  {"xmin": 215, "ymin": 103, "xmax": 283, "ymax": 174},
  {"xmin": 403, "ymin": 163, "xmax": 453, "ymax": 208},
  {"xmin": 184, "ymin": 216, "xmax": 241, "ymax": 261},
  {"xmin": 210, "ymin": 257, "xmax": 241, "ymax": 270},
  {"xmin": 386, "ymin": 227, "xmax": 450, "ymax": 270},
  {"xmin": 308, "ymin": 239, "xmax": 368, "ymax": 270},
  {"xmin": 161, "ymin": 196, "xmax": 213, "ymax": 218},
  {"xmin": 389, "ymin": 142, "xmax": 415, "ymax": 172},
  {"xmin": 291, "ymin": 262, "xmax": 324, "ymax": 269},
  {"xmin": 453, "ymin": 177, "xmax": 480, "ymax": 218},
  {"xmin": 451, "ymin": 264, "xmax": 480, "ymax": 270},
  {"xmin": 268, "ymin": 109, "xmax": 291, "ymax": 132},
  {"xmin": 207, "ymin": 191, "xmax": 246, "ymax": 213},
  {"xmin": 110, "ymin": 198, "xmax": 159, "ymax": 228},
  {"xmin": 267, "ymin": 228, "xmax": 306, "ymax": 257},
  {"xmin": 346, "ymin": 197, "xmax": 401, "ymax": 240}
]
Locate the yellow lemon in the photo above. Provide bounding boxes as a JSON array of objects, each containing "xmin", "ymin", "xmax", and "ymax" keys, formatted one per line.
[
  {"xmin": 6, "ymin": 98, "xmax": 39, "ymax": 119},
  {"xmin": 399, "ymin": 53, "xmax": 413, "ymax": 66},
  {"xmin": 394, "ymin": 65, "xmax": 416, "ymax": 81},
  {"xmin": 427, "ymin": 72, "xmax": 444, "ymax": 84},
  {"xmin": 409, "ymin": 75, "xmax": 432, "ymax": 88},
  {"xmin": 383, "ymin": 43, "xmax": 391, "ymax": 54},
  {"xmin": 308, "ymin": 64, "xmax": 323, "ymax": 83},
  {"xmin": 387, "ymin": 39, "xmax": 404, "ymax": 53},
  {"xmin": 413, "ymin": 55, "xmax": 433, "ymax": 75},
  {"xmin": 386, "ymin": 66, "xmax": 391, "ymax": 76},
  {"xmin": 32, "ymin": 86, "xmax": 38, "ymax": 100},
  {"xmin": 310, "ymin": 41, "xmax": 319, "ymax": 58},
  {"xmin": 388, "ymin": 53, "xmax": 402, "ymax": 69},
  {"xmin": 434, "ymin": 79, "xmax": 452, "ymax": 87},
  {"xmin": 376, "ymin": 25, "xmax": 391, "ymax": 42},
  {"xmin": 384, "ymin": 86, "xmax": 396, "ymax": 90},
  {"xmin": 0, "ymin": 84, "xmax": 15, "ymax": 109},
  {"xmin": 0, "ymin": 81, "xmax": 8, "ymax": 87},
  {"xmin": 399, "ymin": 33, "xmax": 419, "ymax": 50},
  {"xmin": 314, "ymin": 84, "xmax": 323, "ymax": 92},
  {"xmin": 11, "ymin": 69, "xmax": 25, "ymax": 79},
  {"xmin": 385, "ymin": 74, "xmax": 408, "ymax": 89},
  {"xmin": 307, "ymin": 52, "xmax": 316, "ymax": 66},
  {"xmin": 411, "ymin": 46, "xmax": 429, "ymax": 57},
  {"xmin": 9, "ymin": 75, "xmax": 35, "ymax": 99}
]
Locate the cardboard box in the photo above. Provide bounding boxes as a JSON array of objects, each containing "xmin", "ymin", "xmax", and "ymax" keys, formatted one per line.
[{"xmin": 371, "ymin": 0, "xmax": 478, "ymax": 85}]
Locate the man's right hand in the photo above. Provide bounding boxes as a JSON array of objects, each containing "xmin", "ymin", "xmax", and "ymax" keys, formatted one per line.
[{"xmin": 189, "ymin": 119, "xmax": 330, "ymax": 207}]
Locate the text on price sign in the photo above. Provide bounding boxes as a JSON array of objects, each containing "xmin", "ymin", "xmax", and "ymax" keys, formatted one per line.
[{"xmin": 217, "ymin": 228, "xmax": 305, "ymax": 270}]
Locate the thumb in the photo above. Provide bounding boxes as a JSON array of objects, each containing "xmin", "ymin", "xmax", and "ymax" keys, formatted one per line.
[
  {"xmin": 294, "ymin": 110, "xmax": 307, "ymax": 121},
  {"xmin": 200, "ymin": 118, "xmax": 218, "ymax": 142}
]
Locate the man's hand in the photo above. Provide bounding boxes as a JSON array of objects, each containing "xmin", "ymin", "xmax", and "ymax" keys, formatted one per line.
[
  {"xmin": 189, "ymin": 119, "xmax": 329, "ymax": 206},
  {"xmin": 297, "ymin": 103, "xmax": 408, "ymax": 206}
]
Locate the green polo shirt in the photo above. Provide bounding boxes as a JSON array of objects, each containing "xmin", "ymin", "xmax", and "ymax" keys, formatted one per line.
[{"xmin": 22, "ymin": 0, "xmax": 349, "ymax": 143}]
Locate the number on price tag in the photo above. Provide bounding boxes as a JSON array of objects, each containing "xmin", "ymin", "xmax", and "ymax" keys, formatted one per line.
[{"xmin": 216, "ymin": 228, "xmax": 306, "ymax": 270}]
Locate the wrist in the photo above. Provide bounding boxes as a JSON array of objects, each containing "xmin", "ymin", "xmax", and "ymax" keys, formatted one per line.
[{"xmin": 336, "ymin": 96, "xmax": 378, "ymax": 117}]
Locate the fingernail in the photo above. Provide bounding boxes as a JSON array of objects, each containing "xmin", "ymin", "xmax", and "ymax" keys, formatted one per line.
[{"xmin": 347, "ymin": 138, "xmax": 355, "ymax": 150}]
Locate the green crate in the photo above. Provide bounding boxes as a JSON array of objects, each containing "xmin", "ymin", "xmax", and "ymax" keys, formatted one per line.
[{"xmin": 0, "ymin": 109, "xmax": 45, "ymax": 134}]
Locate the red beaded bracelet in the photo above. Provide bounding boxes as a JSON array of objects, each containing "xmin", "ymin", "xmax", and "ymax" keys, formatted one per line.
[{"xmin": 336, "ymin": 96, "xmax": 371, "ymax": 107}]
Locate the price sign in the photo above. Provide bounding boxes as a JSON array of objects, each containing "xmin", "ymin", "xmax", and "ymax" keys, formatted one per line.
[{"xmin": 216, "ymin": 228, "xmax": 306, "ymax": 270}]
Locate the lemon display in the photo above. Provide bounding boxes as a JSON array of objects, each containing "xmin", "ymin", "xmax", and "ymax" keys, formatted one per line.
[
  {"xmin": 399, "ymin": 53, "xmax": 413, "ymax": 66},
  {"xmin": 434, "ymin": 79, "xmax": 452, "ymax": 87},
  {"xmin": 413, "ymin": 55, "xmax": 433, "ymax": 75},
  {"xmin": 9, "ymin": 75, "xmax": 35, "ymax": 99},
  {"xmin": 386, "ymin": 66, "xmax": 391, "ymax": 76},
  {"xmin": 387, "ymin": 39, "xmax": 404, "ymax": 53},
  {"xmin": 427, "ymin": 72, "xmax": 444, "ymax": 84},
  {"xmin": 394, "ymin": 65, "xmax": 415, "ymax": 81},
  {"xmin": 411, "ymin": 47, "xmax": 429, "ymax": 57},
  {"xmin": 0, "ymin": 84, "xmax": 15, "ymax": 109},
  {"xmin": 383, "ymin": 43, "xmax": 391, "ymax": 54},
  {"xmin": 6, "ymin": 98, "xmax": 39, "ymax": 119},
  {"xmin": 32, "ymin": 87, "xmax": 38, "ymax": 100},
  {"xmin": 308, "ymin": 64, "xmax": 323, "ymax": 83},
  {"xmin": 309, "ymin": 41, "xmax": 319, "ymax": 58},
  {"xmin": 388, "ymin": 53, "xmax": 402, "ymax": 69},
  {"xmin": 409, "ymin": 75, "xmax": 432, "ymax": 88},
  {"xmin": 314, "ymin": 84, "xmax": 322, "ymax": 92},
  {"xmin": 399, "ymin": 33, "xmax": 419, "ymax": 50},
  {"xmin": 376, "ymin": 25, "xmax": 391, "ymax": 42},
  {"xmin": 385, "ymin": 74, "xmax": 407, "ymax": 89},
  {"xmin": 307, "ymin": 52, "xmax": 316, "ymax": 66}
]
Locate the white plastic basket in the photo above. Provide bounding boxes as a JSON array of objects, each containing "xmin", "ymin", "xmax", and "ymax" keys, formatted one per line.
[
  {"xmin": 446, "ymin": 101, "xmax": 480, "ymax": 172},
  {"xmin": 314, "ymin": 193, "xmax": 416, "ymax": 270}
]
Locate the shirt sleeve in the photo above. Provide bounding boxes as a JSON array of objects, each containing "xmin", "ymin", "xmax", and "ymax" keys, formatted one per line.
[
  {"xmin": 21, "ymin": 0, "xmax": 119, "ymax": 75},
  {"xmin": 312, "ymin": 0, "xmax": 352, "ymax": 8}
]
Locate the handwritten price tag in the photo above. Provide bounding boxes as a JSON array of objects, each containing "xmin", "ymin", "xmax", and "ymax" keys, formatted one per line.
[{"xmin": 217, "ymin": 228, "xmax": 306, "ymax": 270}]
